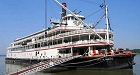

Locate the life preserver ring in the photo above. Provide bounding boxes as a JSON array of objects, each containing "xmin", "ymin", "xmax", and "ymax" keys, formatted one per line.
[
  {"xmin": 93, "ymin": 50, "xmax": 99, "ymax": 55},
  {"xmin": 109, "ymin": 50, "xmax": 114, "ymax": 55}
]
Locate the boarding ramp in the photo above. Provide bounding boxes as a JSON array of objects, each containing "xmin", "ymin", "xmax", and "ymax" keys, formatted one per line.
[{"xmin": 7, "ymin": 55, "xmax": 81, "ymax": 75}]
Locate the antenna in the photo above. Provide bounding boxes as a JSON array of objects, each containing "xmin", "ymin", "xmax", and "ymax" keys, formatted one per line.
[
  {"xmin": 45, "ymin": 0, "xmax": 47, "ymax": 29},
  {"xmin": 77, "ymin": 11, "xmax": 81, "ymax": 14},
  {"xmin": 104, "ymin": 0, "xmax": 106, "ymax": 4},
  {"xmin": 72, "ymin": 9, "xmax": 77, "ymax": 14},
  {"xmin": 45, "ymin": 0, "xmax": 48, "ymax": 38}
]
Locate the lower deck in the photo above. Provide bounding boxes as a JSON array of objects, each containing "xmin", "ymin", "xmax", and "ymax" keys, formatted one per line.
[
  {"xmin": 5, "ymin": 53, "xmax": 136, "ymax": 70},
  {"xmin": 6, "ymin": 45, "xmax": 114, "ymax": 59}
]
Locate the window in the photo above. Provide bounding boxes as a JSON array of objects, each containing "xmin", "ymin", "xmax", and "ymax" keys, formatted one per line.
[
  {"xmin": 35, "ymin": 44, "xmax": 37, "ymax": 48},
  {"xmin": 64, "ymin": 18, "xmax": 67, "ymax": 21},
  {"xmin": 71, "ymin": 17, "xmax": 74, "ymax": 20},
  {"xmin": 44, "ymin": 42, "xmax": 47, "ymax": 46},
  {"xmin": 67, "ymin": 17, "xmax": 70, "ymax": 20},
  {"xmin": 44, "ymin": 52, "xmax": 46, "ymax": 55},
  {"xmin": 41, "ymin": 42, "xmax": 44, "ymax": 47},
  {"xmin": 29, "ymin": 45, "xmax": 33, "ymax": 49},
  {"xmin": 38, "ymin": 43, "xmax": 40, "ymax": 48}
]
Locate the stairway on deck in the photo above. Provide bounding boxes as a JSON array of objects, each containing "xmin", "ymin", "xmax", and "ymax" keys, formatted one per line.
[{"xmin": 7, "ymin": 55, "xmax": 81, "ymax": 75}]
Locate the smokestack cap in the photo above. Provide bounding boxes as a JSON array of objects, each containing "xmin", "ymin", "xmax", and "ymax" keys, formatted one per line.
[{"xmin": 62, "ymin": 3, "xmax": 66, "ymax": 7}]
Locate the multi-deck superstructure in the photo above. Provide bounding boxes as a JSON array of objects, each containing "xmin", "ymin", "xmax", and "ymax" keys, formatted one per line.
[
  {"xmin": 6, "ymin": 0, "xmax": 135, "ymax": 70},
  {"xmin": 6, "ymin": 14, "xmax": 113, "ymax": 59}
]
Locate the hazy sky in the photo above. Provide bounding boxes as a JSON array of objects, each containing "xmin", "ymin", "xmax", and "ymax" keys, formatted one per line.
[{"xmin": 0, "ymin": 0, "xmax": 140, "ymax": 55}]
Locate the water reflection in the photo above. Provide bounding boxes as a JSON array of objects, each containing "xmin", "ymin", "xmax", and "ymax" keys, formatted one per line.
[
  {"xmin": 52, "ymin": 70, "xmax": 134, "ymax": 75},
  {"xmin": 5, "ymin": 63, "xmax": 134, "ymax": 75},
  {"xmin": 5, "ymin": 63, "xmax": 52, "ymax": 75}
]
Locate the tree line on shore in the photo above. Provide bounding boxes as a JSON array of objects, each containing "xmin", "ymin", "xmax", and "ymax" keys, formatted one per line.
[{"xmin": 132, "ymin": 49, "xmax": 140, "ymax": 54}]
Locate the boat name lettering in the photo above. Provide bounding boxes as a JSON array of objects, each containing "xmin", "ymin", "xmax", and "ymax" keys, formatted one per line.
[{"xmin": 105, "ymin": 57, "xmax": 113, "ymax": 60}]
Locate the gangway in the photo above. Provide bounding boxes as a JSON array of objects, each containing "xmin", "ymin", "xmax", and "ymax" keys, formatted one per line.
[{"xmin": 7, "ymin": 55, "xmax": 81, "ymax": 75}]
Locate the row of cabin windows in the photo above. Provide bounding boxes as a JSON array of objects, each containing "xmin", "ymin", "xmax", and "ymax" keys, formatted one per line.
[
  {"xmin": 10, "ymin": 39, "xmax": 75, "ymax": 51},
  {"xmin": 10, "ymin": 35, "xmax": 101, "ymax": 51},
  {"xmin": 63, "ymin": 16, "xmax": 85, "ymax": 21},
  {"xmin": 10, "ymin": 38, "xmax": 73, "ymax": 51},
  {"xmin": 10, "ymin": 40, "xmax": 62, "ymax": 51},
  {"xmin": 13, "ymin": 31, "xmax": 70, "ymax": 47},
  {"xmin": 11, "ymin": 37, "xmax": 105, "ymax": 51}
]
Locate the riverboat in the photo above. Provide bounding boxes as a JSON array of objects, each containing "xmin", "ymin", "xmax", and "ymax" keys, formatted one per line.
[{"xmin": 6, "ymin": 0, "xmax": 135, "ymax": 70}]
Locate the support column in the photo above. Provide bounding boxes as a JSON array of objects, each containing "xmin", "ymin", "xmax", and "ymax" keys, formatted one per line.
[
  {"xmin": 71, "ymin": 47, "xmax": 73, "ymax": 55},
  {"xmin": 71, "ymin": 35, "xmax": 73, "ymax": 55},
  {"xmin": 62, "ymin": 37, "xmax": 64, "ymax": 44},
  {"xmin": 71, "ymin": 35, "xmax": 72, "ymax": 44},
  {"xmin": 79, "ymin": 34, "xmax": 81, "ymax": 41},
  {"xmin": 88, "ymin": 34, "xmax": 91, "ymax": 53},
  {"xmin": 88, "ymin": 46, "xmax": 90, "ymax": 53},
  {"xmin": 89, "ymin": 34, "xmax": 91, "ymax": 41}
]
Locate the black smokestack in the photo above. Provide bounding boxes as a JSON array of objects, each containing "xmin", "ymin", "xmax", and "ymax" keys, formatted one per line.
[{"xmin": 62, "ymin": 3, "xmax": 66, "ymax": 17}]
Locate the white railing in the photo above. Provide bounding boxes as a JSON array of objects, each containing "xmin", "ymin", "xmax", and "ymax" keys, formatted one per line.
[
  {"xmin": 20, "ymin": 28, "xmax": 113, "ymax": 45},
  {"xmin": 34, "ymin": 39, "xmax": 113, "ymax": 52}
]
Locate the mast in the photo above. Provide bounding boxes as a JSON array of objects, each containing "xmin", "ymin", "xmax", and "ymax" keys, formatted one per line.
[
  {"xmin": 102, "ymin": 0, "xmax": 110, "ymax": 44},
  {"xmin": 103, "ymin": 0, "xmax": 110, "ymax": 53},
  {"xmin": 105, "ymin": 5, "xmax": 109, "ymax": 44},
  {"xmin": 100, "ymin": 0, "xmax": 110, "ymax": 52}
]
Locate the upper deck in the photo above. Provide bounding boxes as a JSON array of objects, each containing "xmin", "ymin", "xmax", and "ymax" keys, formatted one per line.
[
  {"xmin": 8, "ymin": 27, "xmax": 113, "ymax": 49},
  {"xmin": 8, "ymin": 10, "xmax": 114, "ymax": 52}
]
